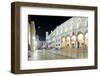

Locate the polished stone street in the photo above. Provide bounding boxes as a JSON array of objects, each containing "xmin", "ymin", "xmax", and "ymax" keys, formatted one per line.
[{"xmin": 28, "ymin": 49, "xmax": 73, "ymax": 61}]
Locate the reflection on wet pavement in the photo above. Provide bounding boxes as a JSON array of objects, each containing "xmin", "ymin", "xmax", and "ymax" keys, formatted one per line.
[{"xmin": 28, "ymin": 49, "xmax": 73, "ymax": 61}]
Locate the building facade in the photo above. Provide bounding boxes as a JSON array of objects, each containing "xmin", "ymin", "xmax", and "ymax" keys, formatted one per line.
[{"xmin": 46, "ymin": 17, "xmax": 88, "ymax": 49}]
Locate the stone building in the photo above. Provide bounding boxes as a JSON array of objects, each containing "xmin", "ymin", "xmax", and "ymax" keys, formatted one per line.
[
  {"xmin": 46, "ymin": 17, "xmax": 88, "ymax": 49},
  {"xmin": 46, "ymin": 17, "xmax": 88, "ymax": 58}
]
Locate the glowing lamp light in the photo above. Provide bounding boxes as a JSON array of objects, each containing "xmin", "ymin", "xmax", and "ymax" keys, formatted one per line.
[{"xmin": 32, "ymin": 36, "xmax": 35, "ymax": 40}]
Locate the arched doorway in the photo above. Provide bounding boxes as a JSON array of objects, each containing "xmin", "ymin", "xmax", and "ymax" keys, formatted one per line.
[
  {"xmin": 61, "ymin": 37, "xmax": 66, "ymax": 48},
  {"xmin": 85, "ymin": 33, "xmax": 88, "ymax": 48},
  {"xmin": 72, "ymin": 32, "xmax": 76, "ymax": 48},
  {"xmin": 78, "ymin": 33, "xmax": 84, "ymax": 48},
  {"xmin": 66, "ymin": 36, "xmax": 70, "ymax": 48}
]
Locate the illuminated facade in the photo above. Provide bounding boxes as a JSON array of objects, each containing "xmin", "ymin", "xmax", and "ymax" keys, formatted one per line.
[{"xmin": 46, "ymin": 17, "xmax": 88, "ymax": 49}]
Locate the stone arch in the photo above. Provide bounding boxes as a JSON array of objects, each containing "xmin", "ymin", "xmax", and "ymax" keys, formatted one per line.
[
  {"xmin": 65, "ymin": 35, "xmax": 70, "ymax": 48},
  {"xmin": 61, "ymin": 36, "xmax": 66, "ymax": 48},
  {"xmin": 84, "ymin": 32, "xmax": 88, "ymax": 48},
  {"xmin": 77, "ymin": 32, "xmax": 84, "ymax": 48},
  {"xmin": 71, "ymin": 32, "xmax": 76, "ymax": 48}
]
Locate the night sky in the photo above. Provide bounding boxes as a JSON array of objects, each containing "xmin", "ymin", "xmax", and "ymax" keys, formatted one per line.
[{"xmin": 28, "ymin": 15, "xmax": 71, "ymax": 41}]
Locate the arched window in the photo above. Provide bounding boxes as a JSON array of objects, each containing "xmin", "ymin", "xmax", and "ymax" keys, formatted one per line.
[
  {"xmin": 78, "ymin": 33, "xmax": 84, "ymax": 48},
  {"xmin": 85, "ymin": 33, "xmax": 88, "ymax": 48}
]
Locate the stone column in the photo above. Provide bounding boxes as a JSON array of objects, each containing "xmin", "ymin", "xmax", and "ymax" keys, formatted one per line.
[
  {"xmin": 69, "ymin": 33, "xmax": 72, "ymax": 48},
  {"xmin": 83, "ymin": 33, "xmax": 85, "ymax": 48},
  {"xmin": 75, "ymin": 34, "xmax": 78, "ymax": 48}
]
